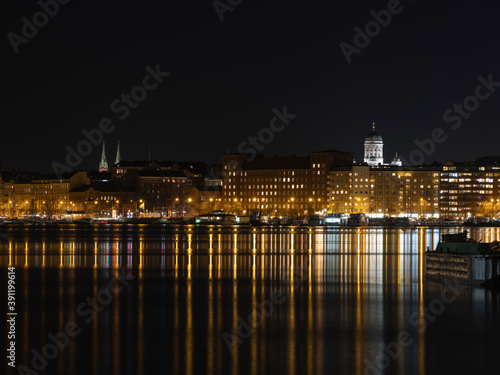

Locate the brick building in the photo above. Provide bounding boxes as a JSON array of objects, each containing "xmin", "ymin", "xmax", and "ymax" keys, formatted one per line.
[{"xmin": 222, "ymin": 150, "xmax": 353, "ymax": 216}]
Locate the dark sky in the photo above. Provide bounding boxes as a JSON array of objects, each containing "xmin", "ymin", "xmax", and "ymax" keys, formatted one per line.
[{"xmin": 2, "ymin": 0, "xmax": 500, "ymax": 172}]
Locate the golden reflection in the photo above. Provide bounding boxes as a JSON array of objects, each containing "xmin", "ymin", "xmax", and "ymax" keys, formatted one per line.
[
  {"xmin": 175, "ymin": 253, "xmax": 178, "ymax": 279},
  {"xmin": 25, "ymin": 241, "xmax": 28, "ymax": 267},
  {"xmin": 355, "ymin": 248, "xmax": 362, "ymax": 375},
  {"xmin": 209, "ymin": 252, "xmax": 213, "ymax": 279},
  {"xmin": 307, "ymin": 253, "xmax": 313, "ymax": 374},
  {"xmin": 42, "ymin": 242, "xmax": 45, "ymax": 267},
  {"xmin": 139, "ymin": 239, "xmax": 144, "ymax": 268},
  {"xmin": 232, "ymin": 266, "xmax": 238, "ymax": 375},
  {"xmin": 68, "ymin": 258, "xmax": 76, "ymax": 373},
  {"xmin": 173, "ymin": 277, "xmax": 179, "ymax": 375},
  {"xmin": 112, "ymin": 270, "xmax": 120, "ymax": 375},
  {"xmin": 233, "ymin": 253, "xmax": 237, "ymax": 279},
  {"xmin": 252, "ymin": 254, "xmax": 256, "ymax": 280},
  {"xmin": 40, "ymin": 262, "xmax": 46, "ymax": 372},
  {"xmin": 218, "ymin": 254, "xmax": 221, "ymax": 279},
  {"xmin": 207, "ymin": 264, "xmax": 214, "ymax": 375},
  {"xmin": 315, "ymin": 252, "xmax": 323, "ymax": 375},
  {"xmin": 70, "ymin": 242, "xmax": 75, "ymax": 268},
  {"xmin": 57, "ymin": 259, "xmax": 64, "ymax": 372},
  {"xmin": 251, "ymin": 253, "xmax": 257, "ymax": 375},
  {"xmin": 114, "ymin": 242, "xmax": 120, "ymax": 268},
  {"xmin": 92, "ymin": 267, "xmax": 98, "ymax": 373},
  {"xmin": 216, "ymin": 265, "xmax": 223, "ymax": 374},
  {"xmin": 138, "ymin": 266, "xmax": 144, "ymax": 375},
  {"xmin": 60, "ymin": 241, "xmax": 63, "ymax": 268},
  {"xmin": 94, "ymin": 241, "xmax": 98, "ymax": 268},
  {"xmin": 1, "ymin": 225, "xmax": 480, "ymax": 373},
  {"xmin": 418, "ymin": 231, "xmax": 425, "ymax": 375},
  {"xmin": 288, "ymin": 253, "xmax": 296, "ymax": 375},
  {"xmin": 23, "ymin": 257, "xmax": 29, "ymax": 368},
  {"xmin": 186, "ymin": 267, "xmax": 193, "ymax": 375}
]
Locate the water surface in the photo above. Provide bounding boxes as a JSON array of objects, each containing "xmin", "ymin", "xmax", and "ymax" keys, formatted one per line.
[{"xmin": 0, "ymin": 224, "xmax": 499, "ymax": 374}]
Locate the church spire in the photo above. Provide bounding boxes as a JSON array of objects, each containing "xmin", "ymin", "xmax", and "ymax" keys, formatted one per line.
[
  {"xmin": 99, "ymin": 141, "xmax": 109, "ymax": 172},
  {"xmin": 115, "ymin": 140, "xmax": 121, "ymax": 165}
]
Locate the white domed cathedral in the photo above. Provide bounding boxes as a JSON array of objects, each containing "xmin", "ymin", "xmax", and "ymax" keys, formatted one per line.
[{"xmin": 364, "ymin": 123, "xmax": 384, "ymax": 166}]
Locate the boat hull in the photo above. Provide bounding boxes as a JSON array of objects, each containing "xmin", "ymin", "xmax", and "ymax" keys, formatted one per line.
[{"xmin": 426, "ymin": 252, "xmax": 500, "ymax": 285}]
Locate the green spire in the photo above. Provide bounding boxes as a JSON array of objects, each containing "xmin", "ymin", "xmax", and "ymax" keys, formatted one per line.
[
  {"xmin": 115, "ymin": 140, "xmax": 121, "ymax": 165},
  {"xmin": 99, "ymin": 141, "xmax": 109, "ymax": 172}
]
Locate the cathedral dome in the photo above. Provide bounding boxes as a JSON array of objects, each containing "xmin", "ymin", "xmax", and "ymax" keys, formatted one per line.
[
  {"xmin": 365, "ymin": 131, "xmax": 382, "ymax": 142},
  {"xmin": 363, "ymin": 123, "xmax": 384, "ymax": 165},
  {"xmin": 365, "ymin": 123, "xmax": 383, "ymax": 142}
]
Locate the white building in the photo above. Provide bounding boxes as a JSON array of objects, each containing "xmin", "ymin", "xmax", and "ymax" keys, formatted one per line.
[
  {"xmin": 363, "ymin": 123, "xmax": 401, "ymax": 167},
  {"xmin": 364, "ymin": 123, "xmax": 384, "ymax": 166}
]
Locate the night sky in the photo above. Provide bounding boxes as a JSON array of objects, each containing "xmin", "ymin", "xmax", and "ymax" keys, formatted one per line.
[{"xmin": 2, "ymin": 0, "xmax": 500, "ymax": 172}]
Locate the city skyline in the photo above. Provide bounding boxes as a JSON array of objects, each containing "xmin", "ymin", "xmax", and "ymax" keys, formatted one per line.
[
  {"xmin": 2, "ymin": 121, "xmax": 499, "ymax": 174},
  {"xmin": 3, "ymin": 124, "xmax": 500, "ymax": 220}
]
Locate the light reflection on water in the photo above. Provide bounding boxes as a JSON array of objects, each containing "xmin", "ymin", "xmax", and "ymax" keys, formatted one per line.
[{"xmin": 0, "ymin": 225, "xmax": 499, "ymax": 375}]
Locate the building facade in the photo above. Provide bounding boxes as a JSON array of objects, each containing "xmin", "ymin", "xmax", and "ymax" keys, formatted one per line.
[
  {"xmin": 439, "ymin": 160, "xmax": 500, "ymax": 218},
  {"xmin": 222, "ymin": 150, "xmax": 354, "ymax": 216},
  {"xmin": 329, "ymin": 165, "xmax": 441, "ymax": 217}
]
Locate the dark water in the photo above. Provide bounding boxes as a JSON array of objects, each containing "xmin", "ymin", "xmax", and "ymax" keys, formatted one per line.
[{"xmin": 1, "ymin": 224, "xmax": 499, "ymax": 375}]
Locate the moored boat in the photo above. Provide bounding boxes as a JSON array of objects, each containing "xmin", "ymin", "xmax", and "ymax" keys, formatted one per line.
[{"xmin": 425, "ymin": 231, "xmax": 500, "ymax": 286}]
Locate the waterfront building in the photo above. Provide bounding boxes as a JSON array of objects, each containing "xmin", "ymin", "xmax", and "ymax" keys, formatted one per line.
[
  {"xmin": 69, "ymin": 180, "xmax": 139, "ymax": 218},
  {"xmin": 328, "ymin": 165, "xmax": 440, "ymax": 217},
  {"xmin": 138, "ymin": 170, "xmax": 192, "ymax": 215},
  {"xmin": 439, "ymin": 158, "xmax": 500, "ymax": 218},
  {"xmin": 189, "ymin": 184, "xmax": 223, "ymax": 217},
  {"xmin": 0, "ymin": 171, "xmax": 89, "ymax": 217},
  {"xmin": 222, "ymin": 150, "xmax": 354, "ymax": 216}
]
